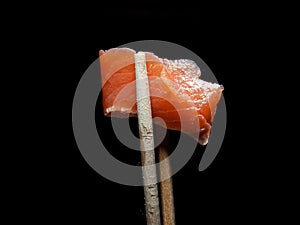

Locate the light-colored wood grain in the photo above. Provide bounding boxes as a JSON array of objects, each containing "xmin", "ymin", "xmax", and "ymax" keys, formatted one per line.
[{"xmin": 135, "ymin": 52, "xmax": 161, "ymax": 225}]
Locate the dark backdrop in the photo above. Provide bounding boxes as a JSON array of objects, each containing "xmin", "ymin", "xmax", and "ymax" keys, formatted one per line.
[{"xmin": 31, "ymin": 7, "xmax": 281, "ymax": 225}]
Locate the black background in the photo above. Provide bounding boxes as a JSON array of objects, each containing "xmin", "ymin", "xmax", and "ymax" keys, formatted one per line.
[{"xmin": 21, "ymin": 7, "xmax": 285, "ymax": 224}]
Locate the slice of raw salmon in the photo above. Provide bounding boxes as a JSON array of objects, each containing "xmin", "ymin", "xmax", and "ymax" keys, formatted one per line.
[{"xmin": 100, "ymin": 48, "xmax": 223, "ymax": 145}]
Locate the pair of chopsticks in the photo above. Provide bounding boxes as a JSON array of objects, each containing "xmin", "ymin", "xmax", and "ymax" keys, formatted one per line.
[{"xmin": 135, "ymin": 52, "xmax": 175, "ymax": 225}]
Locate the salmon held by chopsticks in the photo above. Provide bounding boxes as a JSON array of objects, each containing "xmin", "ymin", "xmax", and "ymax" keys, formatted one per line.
[{"xmin": 100, "ymin": 48, "xmax": 223, "ymax": 145}]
